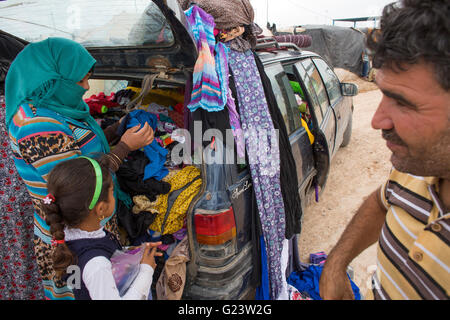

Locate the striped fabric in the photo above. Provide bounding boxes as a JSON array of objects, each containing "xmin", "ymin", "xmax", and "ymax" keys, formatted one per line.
[
  {"xmin": 185, "ymin": 5, "xmax": 229, "ymax": 112},
  {"xmin": 8, "ymin": 104, "xmax": 104, "ymax": 242},
  {"xmin": 371, "ymin": 168, "xmax": 449, "ymax": 300}
]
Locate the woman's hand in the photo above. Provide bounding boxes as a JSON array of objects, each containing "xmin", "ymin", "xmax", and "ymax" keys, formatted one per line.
[
  {"xmin": 120, "ymin": 122, "xmax": 154, "ymax": 151},
  {"xmin": 140, "ymin": 242, "xmax": 162, "ymax": 269}
]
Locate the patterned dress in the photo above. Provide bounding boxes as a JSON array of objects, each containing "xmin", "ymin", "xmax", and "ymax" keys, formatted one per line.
[
  {"xmin": 7, "ymin": 103, "xmax": 121, "ymax": 300},
  {"xmin": 228, "ymin": 48, "xmax": 286, "ymax": 299},
  {"xmin": 0, "ymin": 96, "xmax": 45, "ymax": 300}
]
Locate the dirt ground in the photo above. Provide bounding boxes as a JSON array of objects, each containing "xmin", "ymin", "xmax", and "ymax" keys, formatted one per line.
[{"xmin": 297, "ymin": 69, "xmax": 392, "ymax": 298}]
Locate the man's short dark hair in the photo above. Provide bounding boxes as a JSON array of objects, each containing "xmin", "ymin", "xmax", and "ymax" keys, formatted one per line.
[{"xmin": 367, "ymin": 0, "xmax": 450, "ymax": 90}]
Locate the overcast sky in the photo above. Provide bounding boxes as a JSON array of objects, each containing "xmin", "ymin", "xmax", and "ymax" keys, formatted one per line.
[{"xmin": 250, "ymin": 0, "xmax": 397, "ymax": 28}]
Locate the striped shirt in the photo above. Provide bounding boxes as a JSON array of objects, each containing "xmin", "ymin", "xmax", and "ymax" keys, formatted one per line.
[
  {"xmin": 8, "ymin": 103, "xmax": 105, "ymax": 243},
  {"xmin": 371, "ymin": 168, "xmax": 450, "ymax": 300}
]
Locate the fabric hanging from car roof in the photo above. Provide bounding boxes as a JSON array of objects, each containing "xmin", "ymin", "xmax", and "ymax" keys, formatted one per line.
[
  {"xmin": 227, "ymin": 45, "xmax": 286, "ymax": 300},
  {"xmin": 184, "ymin": 5, "xmax": 246, "ymax": 158},
  {"xmin": 184, "ymin": 5, "xmax": 229, "ymax": 113},
  {"xmin": 178, "ymin": 0, "xmax": 262, "ymax": 52},
  {"xmin": 253, "ymin": 53, "xmax": 304, "ymax": 241},
  {"xmin": 179, "ymin": 0, "xmax": 253, "ymax": 30}
]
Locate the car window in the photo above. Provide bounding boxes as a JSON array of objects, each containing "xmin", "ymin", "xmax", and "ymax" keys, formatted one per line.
[
  {"xmin": 264, "ymin": 63, "xmax": 297, "ymax": 134},
  {"xmin": 283, "ymin": 64, "xmax": 311, "ymax": 132},
  {"xmin": 313, "ymin": 58, "xmax": 342, "ymax": 106},
  {"xmin": 0, "ymin": 0, "xmax": 174, "ymax": 47},
  {"xmin": 301, "ymin": 59, "xmax": 329, "ymax": 116},
  {"xmin": 276, "ymin": 69, "xmax": 302, "ymax": 132},
  {"xmin": 295, "ymin": 62, "xmax": 324, "ymax": 124}
]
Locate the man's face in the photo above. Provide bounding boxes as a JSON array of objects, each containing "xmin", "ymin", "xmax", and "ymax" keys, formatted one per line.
[{"xmin": 372, "ymin": 62, "xmax": 450, "ymax": 178}]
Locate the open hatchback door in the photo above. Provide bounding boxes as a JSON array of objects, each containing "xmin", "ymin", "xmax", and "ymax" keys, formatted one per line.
[{"xmin": 0, "ymin": 0, "xmax": 197, "ymax": 83}]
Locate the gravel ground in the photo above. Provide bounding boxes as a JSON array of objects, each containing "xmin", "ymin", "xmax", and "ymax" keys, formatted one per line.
[{"xmin": 297, "ymin": 75, "xmax": 392, "ymax": 298}]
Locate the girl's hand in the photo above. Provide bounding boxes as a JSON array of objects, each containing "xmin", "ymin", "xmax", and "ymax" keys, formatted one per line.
[
  {"xmin": 140, "ymin": 242, "xmax": 163, "ymax": 269},
  {"xmin": 120, "ymin": 122, "xmax": 154, "ymax": 151}
]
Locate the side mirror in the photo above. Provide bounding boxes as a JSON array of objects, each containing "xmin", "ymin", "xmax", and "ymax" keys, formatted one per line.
[{"xmin": 341, "ymin": 83, "xmax": 359, "ymax": 96}]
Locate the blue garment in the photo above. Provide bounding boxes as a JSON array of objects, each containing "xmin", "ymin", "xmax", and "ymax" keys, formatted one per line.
[
  {"xmin": 287, "ymin": 265, "xmax": 361, "ymax": 300},
  {"xmin": 125, "ymin": 110, "xmax": 169, "ymax": 181},
  {"xmin": 255, "ymin": 235, "xmax": 270, "ymax": 300}
]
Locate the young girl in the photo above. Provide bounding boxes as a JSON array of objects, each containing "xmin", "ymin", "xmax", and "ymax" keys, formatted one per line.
[{"xmin": 42, "ymin": 156, "xmax": 161, "ymax": 300}]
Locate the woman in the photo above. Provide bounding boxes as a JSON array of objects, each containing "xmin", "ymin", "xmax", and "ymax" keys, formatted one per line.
[{"xmin": 5, "ymin": 37, "xmax": 154, "ymax": 300}]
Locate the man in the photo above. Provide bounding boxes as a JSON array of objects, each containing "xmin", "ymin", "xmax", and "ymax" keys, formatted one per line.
[{"xmin": 319, "ymin": 0, "xmax": 449, "ymax": 300}]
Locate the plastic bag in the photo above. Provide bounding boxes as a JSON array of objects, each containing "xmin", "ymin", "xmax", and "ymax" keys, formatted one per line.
[{"xmin": 110, "ymin": 246, "xmax": 152, "ymax": 298}]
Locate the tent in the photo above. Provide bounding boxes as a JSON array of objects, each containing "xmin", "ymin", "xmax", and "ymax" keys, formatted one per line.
[{"xmin": 285, "ymin": 25, "xmax": 367, "ymax": 75}]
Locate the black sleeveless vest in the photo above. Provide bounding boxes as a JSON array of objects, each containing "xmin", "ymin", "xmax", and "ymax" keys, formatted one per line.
[{"xmin": 66, "ymin": 231, "xmax": 122, "ymax": 300}]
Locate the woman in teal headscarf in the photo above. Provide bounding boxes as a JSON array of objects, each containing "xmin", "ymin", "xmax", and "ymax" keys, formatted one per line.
[{"xmin": 5, "ymin": 38, "xmax": 154, "ymax": 300}]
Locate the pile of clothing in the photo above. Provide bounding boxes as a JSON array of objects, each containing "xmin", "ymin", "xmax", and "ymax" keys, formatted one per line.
[
  {"xmin": 87, "ymin": 84, "xmax": 200, "ymax": 300},
  {"xmin": 122, "ymin": 165, "xmax": 201, "ymax": 300},
  {"xmin": 108, "ymin": 87, "xmax": 199, "ymax": 242}
]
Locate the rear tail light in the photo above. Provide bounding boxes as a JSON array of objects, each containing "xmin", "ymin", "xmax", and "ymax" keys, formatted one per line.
[{"xmin": 194, "ymin": 207, "xmax": 236, "ymax": 245}]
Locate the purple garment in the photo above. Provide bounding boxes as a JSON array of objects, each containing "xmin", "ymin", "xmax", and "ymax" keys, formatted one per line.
[
  {"xmin": 228, "ymin": 48, "xmax": 286, "ymax": 300},
  {"xmin": 226, "ymin": 87, "xmax": 245, "ymax": 159}
]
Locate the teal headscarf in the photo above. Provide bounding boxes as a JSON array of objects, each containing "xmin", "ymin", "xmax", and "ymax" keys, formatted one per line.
[{"xmin": 5, "ymin": 37, "xmax": 109, "ymax": 152}]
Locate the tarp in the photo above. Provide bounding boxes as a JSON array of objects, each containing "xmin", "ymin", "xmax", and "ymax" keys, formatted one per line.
[{"xmin": 289, "ymin": 25, "xmax": 367, "ymax": 75}]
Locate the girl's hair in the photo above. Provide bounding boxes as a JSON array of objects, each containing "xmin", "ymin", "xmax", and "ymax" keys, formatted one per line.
[{"xmin": 42, "ymin": 155, "xmax": 113, "ymax": 277}]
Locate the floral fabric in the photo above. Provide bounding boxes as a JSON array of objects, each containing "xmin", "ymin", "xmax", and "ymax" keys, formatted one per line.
[
  {"xmin": 0, "ymin": 96, "xmax": 44, "ymax": 300},
  {"xmin": 227, "ymin": 48, "xmax": 286, "ymax": 300}
]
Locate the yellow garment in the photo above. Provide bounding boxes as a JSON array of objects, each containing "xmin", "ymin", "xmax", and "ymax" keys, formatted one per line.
[
  {"xmin": 301, "ymin": 118, "xmax": 314, "ymax": 144},
  {"xmin": 126, "ymin": 86, "xmax": 184, "ymax": 107},
  {"xmin": 149, "ymin": 166, "xmax": 202, "ymax": 235}
]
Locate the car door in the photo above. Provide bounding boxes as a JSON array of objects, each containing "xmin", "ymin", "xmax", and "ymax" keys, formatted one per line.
[
  {"xmin": 263, "ymin": 62, "xmax": 315, "ymax": 195},
  {"xmin": 312, "ymin": 58, "xmax": 351, "ymax": 149},
  {"xmin": 298, "ymin": 58, "xmax": 337, "ymax": 158},
  {"xmin": 0, "ymin": 0, "xmax": 198, "ymax": 80},
  {"xmin": 291, "ymin": 60, "xmax": 333, "ymax": 189}
]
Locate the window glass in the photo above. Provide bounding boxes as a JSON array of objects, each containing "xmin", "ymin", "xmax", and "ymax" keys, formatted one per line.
[
  {"xmin": 301, "ymin": 59, "xmax": 329, "ymax": 116},
  {"xmin": 264, "ymin": 63, "xmax": 296, "ymax": 134},
  {"xmin": 295, "ymin": 62, "xmax": 324, "ymax": 124},
  {"xmin": 277, "ymin": 70, "xmax": 302, "ymax": 132},
  {"xmin": 283, "ymin": 64, "xmax": 310, "ymax": 131},
  {"xmin": 313, "ymin": 58, "xmax": 342, "ymax": 106},
  {"xmin": 0, "ymin": 0, "xmax": 174, "ymax": 47}
]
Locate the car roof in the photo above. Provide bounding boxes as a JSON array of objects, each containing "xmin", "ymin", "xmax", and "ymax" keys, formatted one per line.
[{"xmin": 256, "ymin": 48, "xmax": 321, "ymax": 65}]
